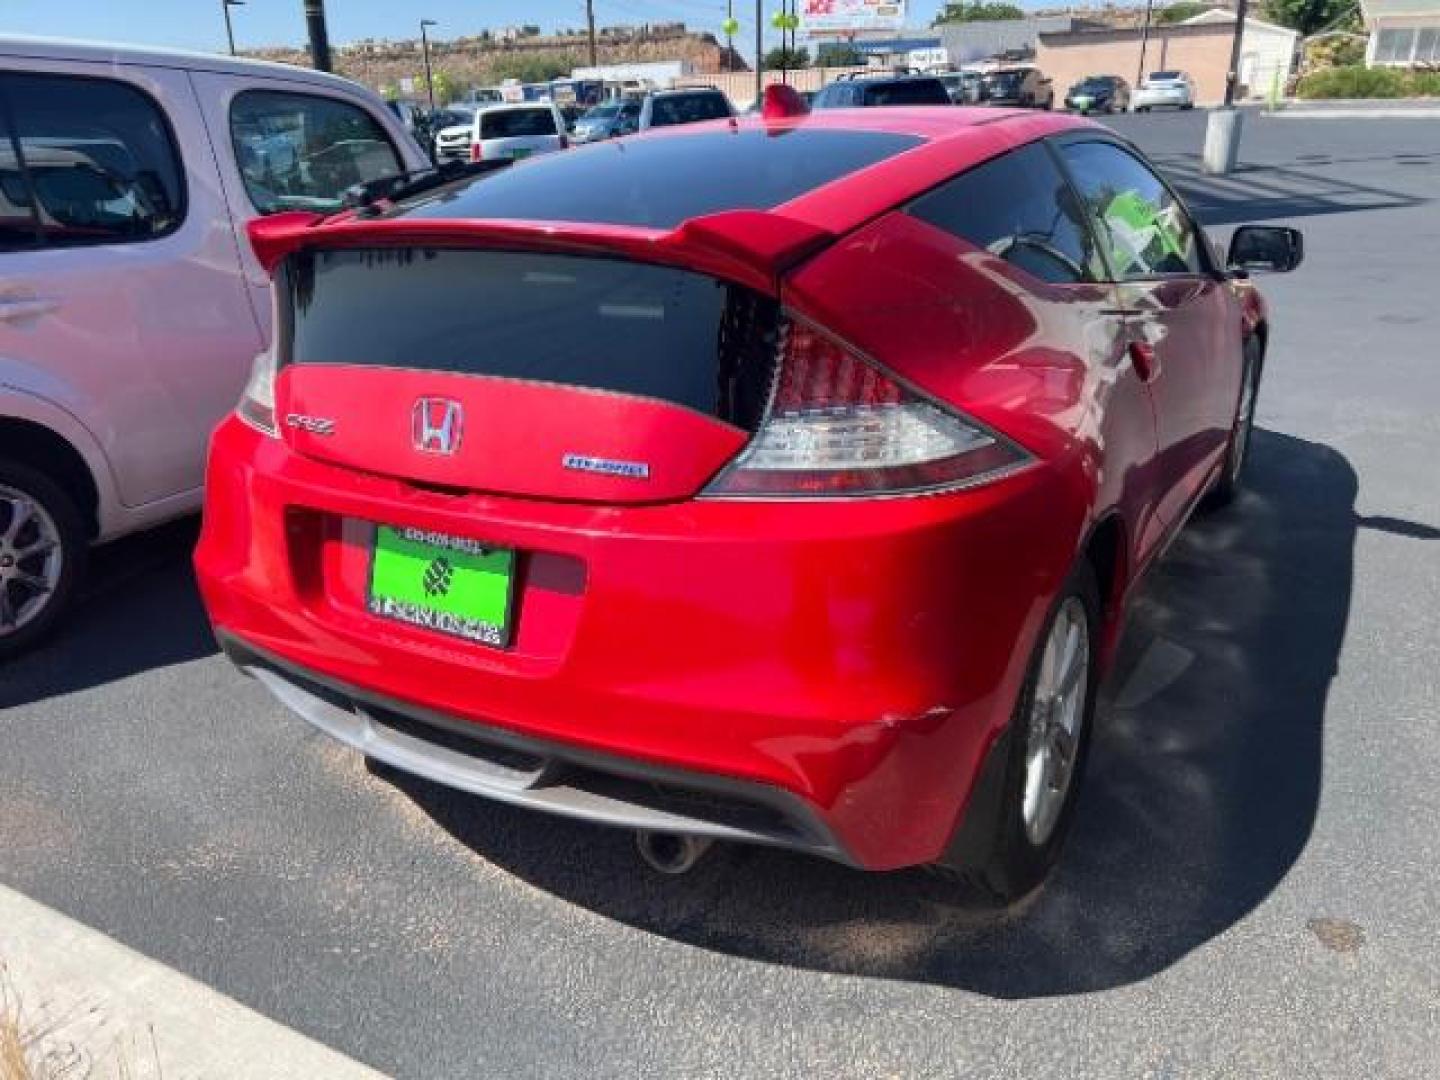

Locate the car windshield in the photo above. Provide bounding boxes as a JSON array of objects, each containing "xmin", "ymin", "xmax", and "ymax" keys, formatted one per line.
[
  {"xmin": 1149, "ymin": 71, "xmax": 1183, "ymax": 82},
  {"xmin": 1078, "ymin": 78, "xmax": 1114, "ymax": 90},
  {"xmin": 435, "ymin": 109, "xmax": 473, "ymax": 129},
  {"xmin": 583, "ymin": 104, "xmax": 621, "ymax": 120},
  {"xmin": 649, "ymin": 93, "xmax": 731, "ymax": 126},
  {"xmin": 862, "ymin": 79, "xmax": 951, "ymax": 106},
  {"xmin": 480, "ymin": 109, "xmax": 556, "ymax": 139},
  {"xmin": 983, "ymin": 72, "xmax": 1024, "ymax": 91}
]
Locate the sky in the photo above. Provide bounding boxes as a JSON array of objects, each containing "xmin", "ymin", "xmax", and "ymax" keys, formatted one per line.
[{"xmin": 2, "ymin": 0, "xmax": 974, "ymax": 60}]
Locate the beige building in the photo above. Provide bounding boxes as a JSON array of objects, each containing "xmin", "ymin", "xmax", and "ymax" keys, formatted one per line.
[{"xmin": 1037, "ymin": 22, "xmax": 1239, "ymax": 104}]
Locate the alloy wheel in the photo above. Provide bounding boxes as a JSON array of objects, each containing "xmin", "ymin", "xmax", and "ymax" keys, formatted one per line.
[
  {"xmin": 1021, "ymin": 596, "xmax": 1091, "ymax": 847},
  {"xmin": 1230, "ymin": 357, "xmax": 1258, "ymax": 484},
  {"xmin": 0, "ymin": 483, "xmax": 63, "ymax": 637}
]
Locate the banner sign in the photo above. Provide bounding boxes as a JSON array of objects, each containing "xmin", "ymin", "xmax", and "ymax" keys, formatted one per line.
[{"xmin": 799, "ymin": 0, "xmax": 907, "ymax": 34}]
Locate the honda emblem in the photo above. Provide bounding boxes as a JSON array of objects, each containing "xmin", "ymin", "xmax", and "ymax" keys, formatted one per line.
[{"xmin": 412, "ymin": 398, "xmax": 463, "ymax": 455}]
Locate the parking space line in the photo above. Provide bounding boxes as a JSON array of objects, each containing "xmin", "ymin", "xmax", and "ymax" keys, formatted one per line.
[{"xmin": 0, "ymin": 885, "xmax": 384, "ymax": 1079}]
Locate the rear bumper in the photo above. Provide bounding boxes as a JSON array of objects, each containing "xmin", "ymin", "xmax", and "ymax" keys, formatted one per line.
[{"xmin": 197, "ymin": 416, "xmax": 1080, "ymax": 869}]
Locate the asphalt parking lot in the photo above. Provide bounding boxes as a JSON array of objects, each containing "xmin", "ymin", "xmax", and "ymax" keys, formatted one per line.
[{"xmin": 3, "ymin": 108, "xmax": 1439, "ymax": 1078}]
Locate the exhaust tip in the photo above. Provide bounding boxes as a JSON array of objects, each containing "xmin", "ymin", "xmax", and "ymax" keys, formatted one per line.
[{"xmin": 635, "ymin": 831, "xmax": 713, "ymax": 875}]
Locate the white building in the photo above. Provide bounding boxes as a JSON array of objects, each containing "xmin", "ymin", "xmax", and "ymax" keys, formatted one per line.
[
  {"xmin": 1360, "ymin": 0, "xmax": 1440, "ymax": 65},
  {"xmin": 1182, "ymin": 8, "xmax": 1300, "ymax": 97}
]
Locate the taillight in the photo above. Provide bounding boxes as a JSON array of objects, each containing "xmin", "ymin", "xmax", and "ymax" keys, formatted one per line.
[
  {"xmin": 236, "ymin": 345, "xmax": 278, "ymax": 437},
  {"xmin": 704, "ymin": 317, "xmax": 1029, "ymax": 498},
  {"xmin": 470, "ymin": 142, "xmax": 483, "ymax": 162}
]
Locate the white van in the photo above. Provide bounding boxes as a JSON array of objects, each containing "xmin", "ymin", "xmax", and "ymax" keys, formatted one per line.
[
  {"xmin": 0, "ymin": 36, "xmax": 428, "ymax": 655},
  {"xmin": 468, "ymin": 103, "xmax": 569, "ymax": 162}
]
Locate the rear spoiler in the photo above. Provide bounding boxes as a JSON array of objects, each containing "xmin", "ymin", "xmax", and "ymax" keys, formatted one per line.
[{"xmin": 244, "ymin": 208, "xmax": 833, "ymax": 295}]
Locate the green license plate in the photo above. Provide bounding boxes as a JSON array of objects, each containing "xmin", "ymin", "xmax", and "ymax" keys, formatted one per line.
[
  {"xmin": 367, "ymin": 526, "xmax": 515, "ymax": 648},
  {"xmin": 510, "ymin": 148, "xmax": 532, "ymax": 159}
]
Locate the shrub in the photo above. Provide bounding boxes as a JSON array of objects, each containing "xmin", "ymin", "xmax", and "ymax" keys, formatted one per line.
[{"xmin": 1294, "ymin": 65, "xmax": 1440, "ymax": 98}]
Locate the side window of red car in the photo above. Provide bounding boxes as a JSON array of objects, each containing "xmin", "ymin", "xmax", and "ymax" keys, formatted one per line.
[
  {"xmin": 1058, "ymin": 140, "xmax": 1205, "ymax": 279},
  {"xmin": 906, "ymin": 141, "xmax": 1105, "ymax": 286}
]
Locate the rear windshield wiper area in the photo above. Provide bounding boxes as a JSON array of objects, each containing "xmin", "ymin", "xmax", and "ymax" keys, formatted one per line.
[{"xmin": 340, "ymin": 160, "xmax": 513, "ymax": 217}]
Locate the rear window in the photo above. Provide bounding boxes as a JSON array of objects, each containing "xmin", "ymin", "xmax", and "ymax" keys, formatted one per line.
[
  {"xmin": 281, "ymin": 248, "xmax": 776, "ymax": 429},
  {"xmin": 1150, "ymin": 71, "xmax": 1182, "ymax": 81},
  {"xmin": 397, "ymin": 127, "xmax": 921, "ymax": 229},
  {"xmin": 648, "ymin": 93, "xmax": 732, "ymax": 126},
  {"xmin": 862, "ymin": 80, "xmax": 951, "ymax": 106},
  {"xmin": 480, "ymin": 109, "xmax": 557, "ymax": 139}
]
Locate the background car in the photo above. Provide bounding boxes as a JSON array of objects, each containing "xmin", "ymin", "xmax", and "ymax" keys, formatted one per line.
[
  {"xmin": 571, "ymin": 100, "xmax": 640, "ymax": 143},
  {"xmin": 198, "ymin": 108, "xmax": 1300, "ymax": 901},
  {"xmin": 979, "ymin": 66, "xmax": 1054, "ymax": 109},
  {"xmin": 432, "ymin": 104, "xmax": 481, "ymax": 162},
  {"xmin": 1064, "ymin": 74, "xmax": 1130, "ymax": 114},
  {"xmin": 468, "ymin": 102, "xmax": 569, "ymax": 161},
  {"xmin": 1133, "ymin": 70, "xmax": 1197, "ymax": 111},
  {"xmin": 0, "ymin": 36, "xmax": 425, "ymax": 656},
  {"xmin": 935, "ymin": 71, "xmax": 982, "ymax": 104},
  {"xmin": 811, "ymin": 73, "xmax": 952, "ymax": 108},
  {"xmin": 637, "ymin": 88, "xmax": 734, "ymax": 130}
]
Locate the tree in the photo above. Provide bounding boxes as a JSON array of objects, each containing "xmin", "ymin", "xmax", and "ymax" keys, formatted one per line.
[
  {"xmin": 932, "ymin": 2, "xmax": 1025, "ymax": 25},
  {"xmin": 816, "ymin": 43, "xmax": 865, "ymax": 66},
  {"xmin": 429, "ymin": 70, "xmax": 460, "ymax": 105},
  {"xmin": 1262, "ymin": 0, "xmax": 1360, "ymax": 35},
  {"xmin": 1156, "ymin": 2, "xmax": 1217, "ymax": 24},
  {"xmin": 763, "ymin": 46, "xmax": 810, "ymax": 69}
]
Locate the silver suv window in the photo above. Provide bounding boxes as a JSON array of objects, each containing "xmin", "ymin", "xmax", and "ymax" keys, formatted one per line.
[
  {"xmin": 229, "ymin": 89, "xmax": 401, "ymax": 215},
  {"xmin": 0, "ymin": 73, "xmax": 185, "ymax": 250}
]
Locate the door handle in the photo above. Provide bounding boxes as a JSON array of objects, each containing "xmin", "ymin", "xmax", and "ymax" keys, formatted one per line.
[
  {"xmin": 0, "ymin": 297, "xmax": 59, "ymax": 323},
  {"xmin": 1128, "ymin": 340, "xmax": 1158, "ymax": 381}
]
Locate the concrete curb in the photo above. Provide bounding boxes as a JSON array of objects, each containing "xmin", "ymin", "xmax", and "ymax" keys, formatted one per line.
[{"xmin": 0, "ymin": 885, "xmax": 385, "ymax": 1079}]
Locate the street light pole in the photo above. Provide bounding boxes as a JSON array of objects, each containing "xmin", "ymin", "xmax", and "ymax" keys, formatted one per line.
[
  {"xmin": 222, "ymin": 0, "xmax": 244, "ymax": 56},
  {"xmin": 1203, "ymin": 0, "xmax": 1249, "ymax": 173},
  {"xmin": 585, "ymin": 0, "xmax": 598, "ymax": 68},
  {"xmin": 420, "ymin": 19, "xmax": 438, "ymax": 114},
  {"xmin": 1135, "ymin": 0, "xmax": 1154, "ymax": 89}
]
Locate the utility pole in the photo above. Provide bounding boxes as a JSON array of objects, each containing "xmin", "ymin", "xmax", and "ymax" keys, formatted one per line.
[
  {"xmin": 754, "ymin": 0, "xmax": 763, "ymax": 104},
  {"xmin": 586, "ymin": 0, "xmax": 598, "ymax": 67},
  {"xmin": 1223, "ymin": 0, "xmax": 1250, "ymax": 106},
  {"xmin": 304, "ymin": 0, "xmax": 332, "ymax": 73},
  {"xmin": 420, "ymin": 19, "xmax": 438, "ymax": 113},
  {"xmin": 1135, "ymin": 0, "xmax": 1154, "ymax": 88},
  {"xmin": 222, "ymin": 0, "xmax": 244, "ymax": 55}
]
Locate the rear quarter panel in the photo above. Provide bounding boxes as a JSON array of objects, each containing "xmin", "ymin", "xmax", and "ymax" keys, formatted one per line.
[{"xmin": 784, "ymin": 209, "xmax": 1164, "ymax": 648}]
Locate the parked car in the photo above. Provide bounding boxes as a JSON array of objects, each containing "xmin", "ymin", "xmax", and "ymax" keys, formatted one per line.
[
  {"xmin": 571, "ymin": 100, "xmax": 640, "ymax": 143},
  {"xmin": 466, "ymin": 103, "xmax": 569, "ymax": 162},
  {"xmin": 812, "ymin": 73, "xmax": 952, "ymax": 108},
  {"xmin": 0, "ymin": 36, "xmax": 425, "ymax": 656},
  {"xmin": 197, "ymin": 107, "xmax": 1301, "ymax": 896},
  {"xmin": 937, "ymin": 70, "xmax": 983, "ymax": 104},
  {"xmin": 637, "ymin": 88, "xmax": 735, "ymax": 130},
  {"xmin": 979, "ymin": 66, "xmax": 1054, "ymax": 109},
  {"xmin": 1133, "ymin": 70, "xmax": 1197, "ymax": 111},
  {"xmin": 1064, "ymin": 74, "xmax": 1130, "ymax": 114},
  {"xmin": 432, "ymin": 104, "xmax": 481, "ymax": 162}
]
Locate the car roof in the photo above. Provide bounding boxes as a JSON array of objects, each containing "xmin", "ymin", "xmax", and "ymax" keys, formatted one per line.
[
  {"xmin": 396, "ymin": 108, "xmax": 1102, "ymax": 236},
  {"xmin": 477, "ymin": 102, "xmax": 556, "ymax": 112},
  {"xmin": 0, "ymin": 33, "xmax": 374, "ymax": 96},
  {"xmin": 651, "ymin": 87, "xmax": 726, "ymax": 96}
]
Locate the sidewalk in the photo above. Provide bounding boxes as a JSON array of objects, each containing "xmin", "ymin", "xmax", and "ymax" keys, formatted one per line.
[
  {"xmin": 0, "ymin": 885, "xmax": 383, "ymax": 1079},
  {"xmin": 1265, "ymin": 97, "xmax": 1440, "ymax": 118}
]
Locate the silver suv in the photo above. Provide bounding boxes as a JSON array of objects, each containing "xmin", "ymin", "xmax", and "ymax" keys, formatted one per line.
[{"xmin": 0, "ymin": 36, "xmax": 427, "ymax": 655}]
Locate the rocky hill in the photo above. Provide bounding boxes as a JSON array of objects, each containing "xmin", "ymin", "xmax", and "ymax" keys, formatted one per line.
[{"xmin": 241, "ymin": 23, "xmax": 743, "ymax": 99}]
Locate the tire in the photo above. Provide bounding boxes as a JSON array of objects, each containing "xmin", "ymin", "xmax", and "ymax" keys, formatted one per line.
[
  {"xmin": 0, "ymin": 460, "xmax": 87, "ymax": 659},
  {"xmin": 1206, "ymin": 337, "xmax": 1262, "ymax": 508},
  {"xmin": 1182, "ymin": 102, "xmax": 1195, "ymax": 111},
  {"xmin": 951, "ymin": 561, "xmax": 1101, "ymax": 903}
]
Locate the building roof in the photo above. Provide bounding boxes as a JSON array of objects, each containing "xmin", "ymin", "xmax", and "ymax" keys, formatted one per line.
[
  {"xmin": 1360, "ymin": 0, "xmax": 1440, "ymax": 18},
  {"xmin": 1181, "ymin": 9, "xmax": 1301, "ymax": 39}
]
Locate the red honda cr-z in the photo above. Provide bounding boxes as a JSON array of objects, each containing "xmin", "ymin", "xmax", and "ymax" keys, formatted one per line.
[{"xmin": 196, "ymin": 106, "xmax": 1301, "ymax": 899}]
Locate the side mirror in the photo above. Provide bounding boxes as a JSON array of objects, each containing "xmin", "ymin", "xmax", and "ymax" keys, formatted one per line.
[{"xmin": 1228, "ymin": 225, "xmax": 1303, "ymax": 273}]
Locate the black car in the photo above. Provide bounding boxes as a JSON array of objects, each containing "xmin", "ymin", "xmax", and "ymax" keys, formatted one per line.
[
  {"xmin": 637, "ymin": 88, "xmax": 735, "ymax": 130},
  {"xmin": 978, "ymin": 67, "xmax": 1054, "ymax": 109},
  {"xmin": 1064, "ymin": 74, "xmax": 1131, "ymax": 114},
  {"xmin": 811, "ymin": 73, "xmax": 952, "ymax": 109}
]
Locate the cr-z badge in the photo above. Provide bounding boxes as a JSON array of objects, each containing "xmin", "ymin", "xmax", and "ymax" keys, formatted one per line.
[{"xmin": 285, "ymin": 413, "xmax": 337, "ymax": 436}]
